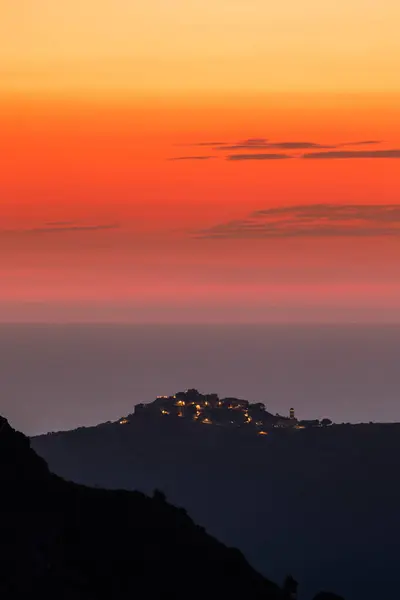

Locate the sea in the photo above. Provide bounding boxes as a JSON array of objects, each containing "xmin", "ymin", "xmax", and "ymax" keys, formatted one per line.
[{"xmin": 1, "ymin": 323, "xmax": 400, "ymax": 435}]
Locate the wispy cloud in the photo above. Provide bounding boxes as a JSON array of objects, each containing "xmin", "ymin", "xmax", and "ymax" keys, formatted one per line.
[
  {"xmin": 170, "ymin": 138, "xmax": 387, "ymax": 162},
  {"xmin": 226, "ymin": 153, "xmax": 293, "ymax": 161},
  {"xmin": 193, "ymin": 138, "xmax": 383, "ymax": 151},
  {"xmin": 194, "ymin": 204, "xmax": 400, "ymax": 239},
  {"xmin": 219, "ymin": 141, "xmax": 335, "ymax": 151},
  {"xmin": 303, "ymin": 149, "xmax": 400, "ymax": 159},
  {"xmin": 339, "ymin": 140, "xmax": 382, "ymax": 147}
]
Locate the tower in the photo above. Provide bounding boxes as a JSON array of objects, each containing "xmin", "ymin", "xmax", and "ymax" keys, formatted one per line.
[{"xmin": 289, "ymin": 407, "xmax": 295, "ymax": 420}]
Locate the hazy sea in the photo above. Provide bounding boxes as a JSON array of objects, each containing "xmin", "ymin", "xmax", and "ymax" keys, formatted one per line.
[{"xmin": 1, "ymin": 323, "xmax": 400, "ymax": 435}]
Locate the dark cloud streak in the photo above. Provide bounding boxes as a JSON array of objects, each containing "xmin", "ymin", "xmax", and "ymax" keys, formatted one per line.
[
  {"xmin": 169, "ymin": 140, "xmax": 398, "ymax": 162},
  {"xmin": 226, "ymin": 153, "xmax": 293, "ymax": 161},
  {"xmin": 194, "ymin": 204, "xmax": 400, "ymax": 239},
  {"xmin": 339, "ymin": 140, "xmax": 382, "ymax": 147},
  {"xmin": 219, "ymin": 142, "xmax": 335, "ymax": 151},
  {"xmin": 303, "ymin": 149, "xmax": 400, "ymax": 159},
  {"xmin": 190, "ymin": 138, "xmax": 383, "ymax": 150}
]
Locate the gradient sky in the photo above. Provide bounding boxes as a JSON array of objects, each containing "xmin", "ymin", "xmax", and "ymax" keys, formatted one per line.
[{"xmin": 2, "ymin": 1, "xmax": 400, "ymax": 322}]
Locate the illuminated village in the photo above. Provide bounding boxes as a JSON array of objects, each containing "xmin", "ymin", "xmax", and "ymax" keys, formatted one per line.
[{"xmin": 118, "ymin": 389, "xmax": 332, "ymax": 433}]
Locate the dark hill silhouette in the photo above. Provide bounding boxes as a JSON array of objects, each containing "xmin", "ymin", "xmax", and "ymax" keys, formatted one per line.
[
  {"xmin": 0, "ymin": 415, "xmax": 288, "ymax": 599},
  {"xmin": 31, "ymin": 404, "xmax": 400, "ymax": 600}
]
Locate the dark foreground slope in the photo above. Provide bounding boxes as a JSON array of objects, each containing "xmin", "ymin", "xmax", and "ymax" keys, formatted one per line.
[
  {"xmin": 33, "ymin": 417, "xmax": 400, "ymax": 600},
  {"xmin": 0, "ymin": 415, "xmax": 285, "ymax": 600}
]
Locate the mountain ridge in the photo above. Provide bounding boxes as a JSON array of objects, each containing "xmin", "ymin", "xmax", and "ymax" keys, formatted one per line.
[
  {"xmin": 31, "ymin": 400, "xmax": 400, "ymax": 600},
  {"xmin": 0, "ymin": 414, "xmax": 286, "ymax": 599}
]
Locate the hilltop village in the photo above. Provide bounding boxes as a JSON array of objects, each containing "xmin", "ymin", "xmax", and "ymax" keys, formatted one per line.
[{"xmin": 119, "ymin": 388, "xmax": 333, "ymax": 434}]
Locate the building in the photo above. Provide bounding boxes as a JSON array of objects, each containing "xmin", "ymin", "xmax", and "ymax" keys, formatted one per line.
[
  {"xmin": 222, "ymin": 398, "xmax": 249, "ymax": 410},
  {"xmin": 298, "ymin": 419, "xmax": 320, "ymax": 428},
  {"xmin": 130, "ymin": 390, "xmax": 321, "ymax": 435}
]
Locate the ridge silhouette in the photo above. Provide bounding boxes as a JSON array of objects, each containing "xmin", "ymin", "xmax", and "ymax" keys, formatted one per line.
[
  {"xmin": 1, "ymin": 415, "xmax": 287, "ymax": 599},
  {"xmin": 32, "ymin": 400, "xmax": 400, "ymax": 600}
]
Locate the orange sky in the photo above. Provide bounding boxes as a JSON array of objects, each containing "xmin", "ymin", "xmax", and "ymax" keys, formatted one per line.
[{"xmin": 2, "ymin": 2, "xmax": 400, "ymax": 321}]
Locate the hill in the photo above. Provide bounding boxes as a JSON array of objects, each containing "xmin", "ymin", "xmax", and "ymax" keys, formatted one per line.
[
  {"xmin": 32, "ymin": 393, "xmax": 400, "ymax": 600},
  {"xmin": 116, "ymin": 388, "xmax": 324, "ymax": 432},
  {"xmin": 0, "ymin": 414, "xmax": 289, "ymax": 599}
]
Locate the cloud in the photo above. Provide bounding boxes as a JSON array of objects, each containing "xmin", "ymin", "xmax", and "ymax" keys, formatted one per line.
[
  {"xmin": 194, "ymin": 204, "xmax": 400, "ymax": 239},
  {"xmin": 225, "ymin": 146, "xmax": 399, "ymax": 161},
  {"xmin": 339, "ymin": 140, "xmax": 382, "ymax": 146},
  {"xmin": 226, "ymin": 153, "xmax": 293, "ymax": 161},
  {"xmin": 303, "ymin": 149, "xmax": 400, "ymax": 159},
  {"xmin": 170, "ymin": 138, "xmax": 386, "ymax": 161},
  {"xmin": 0, "ymin": 223, "xmax": 120, "ymax": 235},
  {"xmin": 234, "ymin": 138, "xmax": 269, "ymax": 146},
  {"xmin": 214, "ymin": 137, "xmax": 271, "ymax": 150},
  {"xmin": 191, "ymin": 138, "xmax": 383, "ymax": 151},
  {"xmin": 220, "ymin": 141, "xmax": 335, "ymax": 150},
  {"xmin": 167, "ymin": 155, "xmax": 216, "ymax": 161}
]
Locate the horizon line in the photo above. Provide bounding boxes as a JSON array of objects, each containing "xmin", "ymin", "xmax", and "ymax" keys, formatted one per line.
[{"xmin": 2, "ymin": 321, "xmax": 400, "ymax": 326}]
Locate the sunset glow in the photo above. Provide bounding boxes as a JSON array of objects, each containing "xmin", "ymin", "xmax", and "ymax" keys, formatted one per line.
[{"xmin": 2, "ymin": 1, "xmax": 400, "ymax": 321}]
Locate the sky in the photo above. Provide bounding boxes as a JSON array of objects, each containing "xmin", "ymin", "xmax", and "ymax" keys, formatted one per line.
[{"xmin": 2, "ymin": 1, "xmax": 400, "ymax": 322}]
